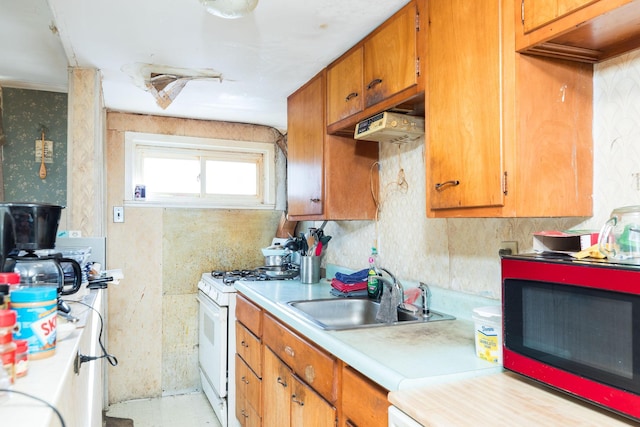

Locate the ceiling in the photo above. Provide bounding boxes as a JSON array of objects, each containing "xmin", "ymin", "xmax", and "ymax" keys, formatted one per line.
[{"xmin": 0, "ymin": 0, "xmax": 410, "ymax": 130}]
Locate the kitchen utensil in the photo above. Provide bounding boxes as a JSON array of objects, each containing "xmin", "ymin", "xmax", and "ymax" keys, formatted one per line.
[
  {"xmin": 264, "ymin": 254, "xmax": 288, "ymax": 267},
  {"xmin": 315, "ymin": 241, "xmax": 323, "ymax": 257},
  {"xmin": 300, "ymin": 255, "xmax": 320, "ymax": 284},
  {"xmin": 6, "ymin": 253, "xmax": 83, "ymax": 297},
  {"xmin": 39, "ymin": 130, "xmax": 47, "ymax": 179},
  {"xmin": 598, "ymin": 205, "xmax": 640, "ymax": 263}
]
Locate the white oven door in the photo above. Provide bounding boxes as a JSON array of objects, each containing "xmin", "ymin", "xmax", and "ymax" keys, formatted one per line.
[{"xmin": 198, "ymin": 291, "xmax": 228, "ymax": 398}]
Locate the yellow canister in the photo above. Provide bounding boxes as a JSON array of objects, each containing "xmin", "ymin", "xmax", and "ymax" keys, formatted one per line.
[{"xmin": 11, "ymin": 287, "xmax": 57, "ymax": 360}]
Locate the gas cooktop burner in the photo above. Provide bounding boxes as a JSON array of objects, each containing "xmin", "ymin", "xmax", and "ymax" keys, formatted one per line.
[{"xmin": 210, "ymin": 267, "xmax": 297, "ymax": 285}]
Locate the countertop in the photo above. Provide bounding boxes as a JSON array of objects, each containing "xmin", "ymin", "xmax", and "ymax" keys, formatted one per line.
[
  {"xmin": 234, "ymin": 279, "xmax": 502, "ymax": 391},
  {"xmin": 0, "ymin": 289, "xmax": 102, "ymax": 426},
  {"xmin": 388, "ymin": 371, "xmax": 638, "ymax": 426}
]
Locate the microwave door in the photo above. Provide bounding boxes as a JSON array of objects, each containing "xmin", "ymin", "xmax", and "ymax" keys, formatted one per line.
[{"xmin": 503, "ymin": 279, "xmax": 640, "ymax": 395}]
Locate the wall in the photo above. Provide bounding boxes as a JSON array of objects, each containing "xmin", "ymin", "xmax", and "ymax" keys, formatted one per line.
[
  {"xmin": 2, "ymin": 87, "xmax": 67, "ymax": 205},
  {"xmin": 106, "ymin": 112, "xmax": 285, "ymax": 402},
  {"xmin": 319, "ymin": 50, "xmax": 640, "ymax": 300}
]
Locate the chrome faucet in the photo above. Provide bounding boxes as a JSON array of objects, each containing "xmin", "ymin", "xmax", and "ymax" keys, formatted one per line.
[
  {"xmin": 372, "ymin": 268, "xmax": 405, "ymax": 323},
  {"xmin": 418, "ymin": 282, "xmax": 431, "ymax": 318}
]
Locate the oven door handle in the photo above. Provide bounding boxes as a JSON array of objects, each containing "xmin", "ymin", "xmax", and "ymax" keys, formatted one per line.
[{"xmin": 197, "ymin": 293, "xmax": 222, "ymax": 319}]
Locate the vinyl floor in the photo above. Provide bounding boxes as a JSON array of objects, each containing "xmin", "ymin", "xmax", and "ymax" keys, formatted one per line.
[{"xmin": 105, "ymin": 392, "xmax": 221, "ymax": 427}]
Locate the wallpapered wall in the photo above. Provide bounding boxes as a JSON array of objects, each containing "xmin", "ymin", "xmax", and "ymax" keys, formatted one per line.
[{"xmin": 2, "ymin": 87, "xmax": 67, "ymax": 205}]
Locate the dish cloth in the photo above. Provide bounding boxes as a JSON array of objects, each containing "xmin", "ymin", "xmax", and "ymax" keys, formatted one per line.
[
  {"xmin": 334, "ymin": 269, "xmax": 369, "ymax": 284},
  {"xmin": 375, "ymin": 282, "xmax": 400, "ymax": 323},
  {"xmin": 330, "ymin": 288, "xmax": 368, "ymax": 298},
  {"xmin": 330, "ymin": 278, "xmax": 367, "ymax": 293}
]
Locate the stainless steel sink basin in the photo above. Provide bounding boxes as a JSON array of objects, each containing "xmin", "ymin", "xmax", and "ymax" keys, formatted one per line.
[{"xmin": 285, "ymin": 298, "xmax": 455, "ymax": 330}]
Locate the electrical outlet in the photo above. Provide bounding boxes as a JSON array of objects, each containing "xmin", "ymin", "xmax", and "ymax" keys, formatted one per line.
[
  {"xmin": 113, "ymin": 206, "xmax": 124, "ymax": 223},
  {"xmin": 499, "ymin": 241, "xmax": 518, "ymax": 256}
]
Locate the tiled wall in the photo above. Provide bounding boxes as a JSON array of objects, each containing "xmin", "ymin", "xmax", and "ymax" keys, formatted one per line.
[{"xmin": 320, "ymin": 50, "xmax": 640, "ymax": 300}]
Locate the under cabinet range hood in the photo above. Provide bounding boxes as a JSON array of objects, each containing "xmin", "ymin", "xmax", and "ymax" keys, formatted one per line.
[{"xmin": 354, "ymin": 112, "xmax": 425, "ymax": 143}]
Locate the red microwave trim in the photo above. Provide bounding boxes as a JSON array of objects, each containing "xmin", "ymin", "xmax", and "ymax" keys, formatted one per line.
[
  {"xmin": 502, "ymin": 258, "xmax": 640, "ymax": 295},
  {"xmin": 504, "ymin": 348, "xmax": 640, "ymax": 420}
]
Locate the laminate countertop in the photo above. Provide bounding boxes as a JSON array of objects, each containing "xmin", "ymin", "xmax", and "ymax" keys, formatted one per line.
[
  {"xmin": 388, "ymin": 371, "xmax": 638, "ymax": 426},
  {"xmin": 234, "ymin": 278, "xmax": 502, "ymax": 392}
]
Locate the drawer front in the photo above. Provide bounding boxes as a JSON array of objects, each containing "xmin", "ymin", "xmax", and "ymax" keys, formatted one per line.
[
  {"xmin": 236, "ymin": 322, "xmax": 262, "ymax": 377},
  {"xmin": 236, "ymin": 294, "xmax": 262, "ymax": 337},
  {"xmin": 236, "ymin": 355, "xmax": 261, "ymax": 414},
  {"xmin": 342, "ymin": 365, "xmax": 388, "ymax": 427},
  {"xmin": 262, "ymin": 313, "xmax": 337, "ymax": 403}
]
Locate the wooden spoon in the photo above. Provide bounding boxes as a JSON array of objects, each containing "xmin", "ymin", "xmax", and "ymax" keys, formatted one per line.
[{"xmin": 39, "ymin": 131, "xmax": 47, "ymax": 179}]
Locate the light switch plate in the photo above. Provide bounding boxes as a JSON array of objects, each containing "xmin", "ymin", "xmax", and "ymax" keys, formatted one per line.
[{"xmin": 113, "ymin": 206, "xmax": 124, "ymax": 223}]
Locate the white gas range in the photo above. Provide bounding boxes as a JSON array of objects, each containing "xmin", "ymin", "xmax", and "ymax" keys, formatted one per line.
[
  {"xmin": 197, "ymin": 268, "xmax": 297, "ymax": 427},
  {"xmin": 197, "ymin": 271, "xmax": 239, "ymax": 427}
]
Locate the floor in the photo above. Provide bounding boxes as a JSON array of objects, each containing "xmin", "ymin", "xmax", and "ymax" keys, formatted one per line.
[{"xmin": 106, "ymin": 392, "xmax": 222, "ymax": 427}]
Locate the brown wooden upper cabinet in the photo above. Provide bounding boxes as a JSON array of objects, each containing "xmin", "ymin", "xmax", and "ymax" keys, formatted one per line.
[
  {"xmin": 287, "ymin": 71, "xmax": 378, "ymax": 221},
  {"xmin": 516, "ymin": 0, "xmax": 640, "ymax": 62},
  {"xmin": 426, "ymin": 0, "xmax": 593, "ymax": 217},
  {"xmin": 326, "ymin": 0, "xmax": 425, "ymax": 135}
]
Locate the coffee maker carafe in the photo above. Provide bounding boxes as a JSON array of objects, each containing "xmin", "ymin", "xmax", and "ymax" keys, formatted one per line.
[{"xmin": 0, "ymin": 203, "xmax": 83, "ymax": 310}]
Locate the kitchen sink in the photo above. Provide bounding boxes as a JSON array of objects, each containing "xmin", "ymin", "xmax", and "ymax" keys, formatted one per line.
[{"xmin": 285, "ymin": 298, "xmax": 455, "ymax": 330}]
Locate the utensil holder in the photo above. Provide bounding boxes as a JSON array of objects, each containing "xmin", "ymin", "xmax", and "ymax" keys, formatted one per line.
[{"xmin": 300, "ymin": 256, "xmax": 320, "ymax": 284}]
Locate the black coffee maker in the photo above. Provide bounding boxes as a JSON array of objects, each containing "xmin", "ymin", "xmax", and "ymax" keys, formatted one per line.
[{"xmin": 0, "ymin": 203, "xmax": 83, "ymax": 312}]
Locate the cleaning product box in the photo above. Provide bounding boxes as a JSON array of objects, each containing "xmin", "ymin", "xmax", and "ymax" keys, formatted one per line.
[
  {"xmin": 472, "ymin": 306, "xmax": 502, "ymax": 365},
  {"xmin": 533, "ymin": 230, "xmax": 599, "ymax": 254}
]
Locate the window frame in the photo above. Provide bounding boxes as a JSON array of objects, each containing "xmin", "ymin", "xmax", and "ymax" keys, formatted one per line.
[{"xmin": 124, "ymin": 132, "xmax": 275, "ymax": 209}]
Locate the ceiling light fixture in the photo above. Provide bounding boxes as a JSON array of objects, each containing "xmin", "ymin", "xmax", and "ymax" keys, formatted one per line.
[{"xmin": 199, "ymin": 0, "xmax": 258, "ymax": 19}]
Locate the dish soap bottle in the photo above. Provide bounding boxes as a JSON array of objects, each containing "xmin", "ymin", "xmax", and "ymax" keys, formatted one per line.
[{"xmin": 367, "ymin": 248, "xmax": 381, "ymax": 300}]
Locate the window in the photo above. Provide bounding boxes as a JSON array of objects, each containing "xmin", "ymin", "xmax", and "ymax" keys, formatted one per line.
[{"xmin": 124, "ymin": 132, "xmax": 275, "ymax": 209}]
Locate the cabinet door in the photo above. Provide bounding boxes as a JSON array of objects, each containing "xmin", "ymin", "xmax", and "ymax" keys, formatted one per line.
[
  {"xmin": 290, "ymin": 375, "xmax": 336, "ymax": 427},
  {"xmin": 341, "ymin": 366, "xmax": 388, "ymax": 427},
  {"xmin": 522, "ymin": 0, "xmax": 598, "ymax": 33},
  {"xmin": 263, "ymin": 348, "xmax": 292, "ymax": 427},
  {"xmin": 327, "ymin": 47, "xmax": 364, "ymax": 125},
  {"xmin": 287, "ymin": 71, "xmax": 324, "ymax": 216},
  {"xmin": 364, "ymin": 2, "xmax": 418, "ymax": 108},
  {"xmin": 427, "ymin": 0, "xmax": 504, "ymax": 210}
]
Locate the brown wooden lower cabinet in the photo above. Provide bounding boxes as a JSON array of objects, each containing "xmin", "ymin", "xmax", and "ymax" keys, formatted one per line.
[
  {"xmin": 341, "ymin": 365, "xmax": 389, "ymax": 427},
  {"xmin": 235, "ymin": 293, "xmax": 390, "ymax": 427},
  {"xmin": 263, "ymin": 347, "xmax": 336, "ymax": 427}
]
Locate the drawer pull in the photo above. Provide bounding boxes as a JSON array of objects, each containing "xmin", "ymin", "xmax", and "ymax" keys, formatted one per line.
[
  {"xmin": 241, "ymin": 340, "xmax": 249, "ymax": 348},
  {"xmin": 241, "ymin": 375, "xmax": 250, "ymax": 384},
  {"xmin": 367, "ymin": 78, "xmax": 383, "ymax": 90},
  {"xmin": 345, "ymin": 92, "xmax": 358, "ymax": 102},
  {"xmin": 240, "ymin": 409, "xmax": 249, "ymax": 419},
  {"xmin": 284, "ymin": 345, "xmax": 295, "ymax": 357},
  {"xmin": 291, "ymin": 394, "xmax": 304, "ymax": 406},
  {"xmin": 435, "ymin": 180, "xmax": 460, "ymax": 191},
  {"xmin": 277, "ymin": 376, "xmax": 288, "ymax": 387}
]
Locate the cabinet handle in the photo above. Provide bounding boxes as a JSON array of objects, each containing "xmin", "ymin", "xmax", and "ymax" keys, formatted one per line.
[
  {"xmin": 291, "ymin": 394, "xmax": 305, "ymax": 406},
  {"xmin": 310, "ymin": 198, "xmax": 321, "ymax": 203},
  {"xmin": 241, "ymin": 375, "xmax": 250, "ymax": 384},
  {"xmin": 366, "ymin": 78, "xmax": 383, "ymax": 90},
  {"xmin": 277, "ymin": 376, "xmax": 288, "ymax": 387},
  {"xmin": 346, "ymin": 421, "xmax": 357, "ymax": 427},
  {"xmin": 240, "ymin": 340, "xmax": 249, "ymax": 348},
  {"xmin": 240, "ymin": 409, "xmax": 249, "ymax": 419},
  {"xmin": 284, "ymin": 345, "xmax": 295, "ymax": 357},
  {"xmin": 435, "ymin": 180, "xmax": 460, "ymax": 191},
  {"xmin": 345, "ymin": 92, "xmax": 358, "ymax": 101}
]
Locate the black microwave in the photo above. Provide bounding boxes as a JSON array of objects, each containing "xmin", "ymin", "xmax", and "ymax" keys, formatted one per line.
[{"xmin": 502, "ymin": 254, "xmax": 640, "ymax": 422}]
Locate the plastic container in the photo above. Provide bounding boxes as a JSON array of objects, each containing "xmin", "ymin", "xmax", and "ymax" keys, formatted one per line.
[
  {"xmin": 0, "ymin": 309, "xmax": 17, "ymax": 384},
  {"xmin": 472, "ymin": 305, "xmax": 502, "ymax": 365},
  {"xmin": 367, "ymin": 248, "xmax": 381, "ymax": 299},
  {"xmin": 14, "ymin": 339, "xmax": 28, "ymax": 378},
  {"xmin": 11, "ymin": 287, "xmax": 57, "ymax": 360}
]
